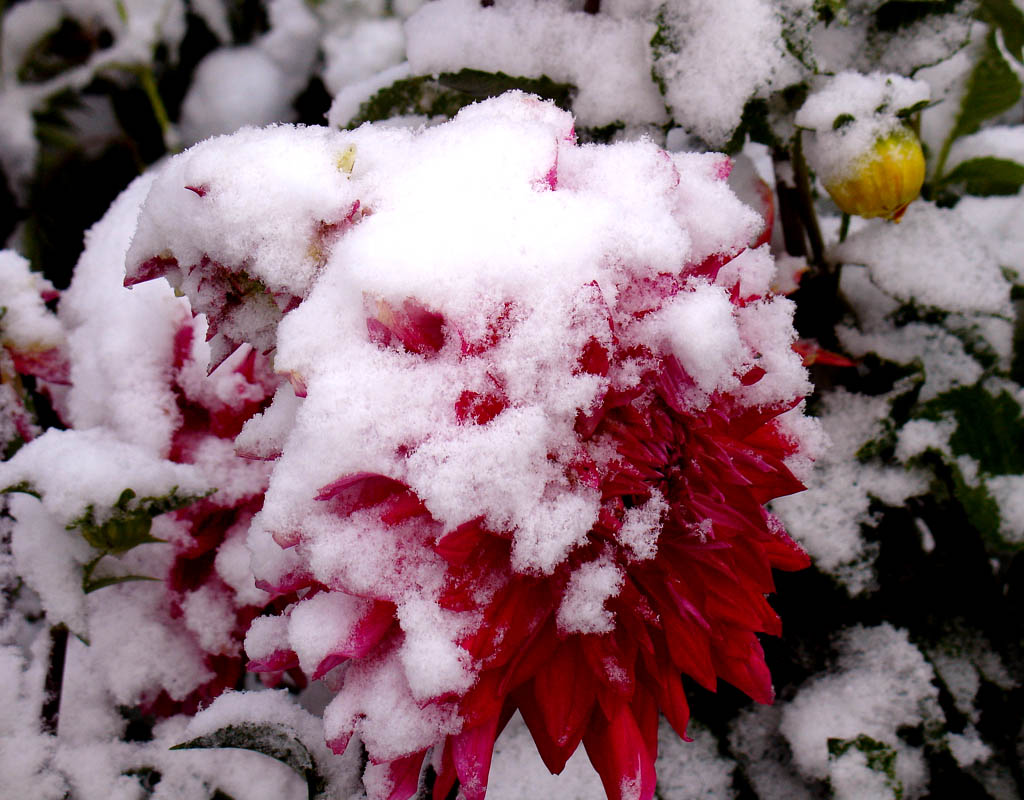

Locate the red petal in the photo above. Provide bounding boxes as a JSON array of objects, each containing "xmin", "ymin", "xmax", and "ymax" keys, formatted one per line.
[
  {"xmin": 533, "ymin": 642, "xmax": 597, "ymax": 759},
  {"xmin": 579, "ymin": 338, "xmax": 610, "ymax": 376},
  {"xmin": 433, "ymin": 742, "xmax": 458, "ymax": 800},
  {"xmin": 712, "ymin": 627, "xmax": 774, "ymax": 704},
  {"xmin": 661, "ymin": 609, "xmax": 716, "ymax": 691},
  {"xmin": 516, "ymin": 681, "xmax": 582, "ymax": 775},
  {"xmin": 10, "ymin": 348, "xmax": 70, "ymax": 384},
  {"xmin": 643, "ymin": 645, "xmax": 691, "ymax": 741},
  {"xmin": 496, "ymin": 616, "xmax": 559, "ymax": 695},
  {"xmin": 452, "ymin": 716, "xmax": 501, "ymax": 800},
  {"xmin": 455, "ymin": 390, "xmax": 508, "ymax": 425},
  {"xmin": 125, "ymin": 253, "xmax": 178, "ymax": 287},
  {"xmin": 312, "ymin": 600, "xmax": 397, "ymax": 679},
  {"xmin": 316, "ymin": 473, "xmax": 407, "ymax": 517},
  {"xmin": 631, "ymin": 682, "xmax": 660, "ymax": 762},
  {"xmin": 384, "ymin": 751, "xmax": 426, "ymax": 800},
  {"xmin": 582, "ymin": 703, "xmax": 656, "ymax": 800},
  {"xmin": 434, "ymin": 518, "xmax": 488, "ymax": 566},
  {"xmin": 246, "ymin": 648, "xmax": 300, "ymax": 673}
]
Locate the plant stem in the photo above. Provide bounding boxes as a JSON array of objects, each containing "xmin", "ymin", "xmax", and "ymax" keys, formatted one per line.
[
  {"xmin": 136, "ymin": 65, "xmax": 178, "ymax": 153},
  {"xmin": 790, "ymin": 130, "xmax": 827, "ymax": 272},
  {"xmin": 839, "ymin": 213, "xmax": 850, "ymax": 243},
  {"xmin": 42, "ymin": 624, "xmax": 68, "ymax": 736}
]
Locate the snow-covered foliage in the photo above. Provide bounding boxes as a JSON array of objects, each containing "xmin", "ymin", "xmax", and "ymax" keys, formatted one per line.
[{"xmin": 1, "ymin": 1, "xmax": 1023, "ymax": 799}]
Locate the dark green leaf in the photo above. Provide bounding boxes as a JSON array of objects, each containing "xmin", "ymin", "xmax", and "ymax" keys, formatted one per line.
[
  {"xmin": 945, "ymin": 465, "xmax": 1010, "ymax": 550},
  {"xmin": 856, "ymin": 418, "xmax": 899, "ymax": 462},
  {"xmin": 723, "ymin": 97, "xmax": 790, "ymax": 153},
  {"xmin": 833, "ymin": 113, "xmax": 856, "ymax": 129},
  {"xmin": 437, "ymin": 69, "xmax": 575, "ymax": 110},
  {"xmin": 172, "ymin": 723, "xmax": 327, "ymax": 800},
  {"xmin": 1, "ymin": 480, "xmax": 41, "ymax": 499},
  {"xmin": 346, "ymin": 71, "xmax": 576, "ymax": 129},
  {"xmin": 577, "ymin": 121, "xmax": 626, "ymax": 144},
  {"xmin": 942, "ymin": 157, "xmax": 1024, "ymax": 195},
  {"xmin": 347, "ymin": 75, "xmax": 469, "ymax": 128},
  {"xmin": 116, "ymin": 488, "xmax": 137, "ymax": 509},
  {"xmin": 979, "ymin": 0, "xmax": 1024, "ymax": 62},
  {"xmin": 915, "ymin": 386, "xmax": 1024, "ymax": 475}
]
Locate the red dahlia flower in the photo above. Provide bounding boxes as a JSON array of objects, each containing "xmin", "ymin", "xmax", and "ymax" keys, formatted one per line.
[{"xmin": 124, "ymin": 92, "xmax": 816, "ymax": 800}]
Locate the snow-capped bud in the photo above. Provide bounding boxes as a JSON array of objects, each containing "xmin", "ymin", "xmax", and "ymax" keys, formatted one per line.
[{"xmin": 822, "ymin": 126, "xmax": 925, "ymax": 222}]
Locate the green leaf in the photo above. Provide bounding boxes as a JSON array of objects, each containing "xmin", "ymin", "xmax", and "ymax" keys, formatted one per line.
[
  {"xmin": 896, "ymin": 98, "xmax": 934, "ymax": 118},
  {"xmin": 172, "ymin": 723, "xmax": 327, "ymax": 800},
  {"xmin": 347, "ymin": 70, "xmax": 576, "ymax": 129},
  {"xmin": 948, "ymin": 33, "xmax": 1023, "ymax": 147},
  {"xmin": 2, "ymin": 435, "xmax": 27, "ymax": 461},
  {"xmin": 437, "ymin": 69, "xmax": 576, "ymax": 110},
  {"xmin": 828, "ymin": 735, "xmax": 904, "ymax": 798},
  {"xmin": 650, "ymin": 3, "xmax": 680, "ymax": 96},
  {"xmin": 942, "ymin": 156, "xmax": 1024, "ymax": 195},
  {"xmin": 979, "ymin": 0, "xmax": 1024, "ymax": 62},
  {"xmin": 347, "ymin": 75, "xmax": 469, "ymax": 128},
  {"xmin": 83, "ymin": 574, "xmax": 160, "ymax": 595},
  {"xmin": 1, "ymin": 480, "xmax": 41, "ymax": 498},
  {"xmin": 59, "ymin": 486, "xmax": 212, "ymax": 594},
  {"xmin": 945, "ymin": 465, "xmax": 1010, "ymax": 550},
  {"xmin": 67, "ymin": 485, "xmax": 212, "ymax": 555},
  {"xmin": 915, "ymin": 386, "xmax": 1024, "ymax": 475}
]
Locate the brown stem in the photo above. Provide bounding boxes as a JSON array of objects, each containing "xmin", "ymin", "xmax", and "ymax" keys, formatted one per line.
[
  {"xmin": 41, "ymin": 624, "xmax": 68, "ymax": 736},
  {"xmin": 790, "ymin": 131, "xmax": 827, "ymax": 272}
]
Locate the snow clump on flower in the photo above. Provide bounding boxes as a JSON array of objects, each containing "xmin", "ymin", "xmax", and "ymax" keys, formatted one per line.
[{"xmin": 124, "ymin": 92, "xmax": 821, "ymax": 800}]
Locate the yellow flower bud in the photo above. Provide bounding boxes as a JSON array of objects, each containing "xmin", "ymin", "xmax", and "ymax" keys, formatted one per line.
[{"xmin": 823, "ymin": 127, "xmax": 925, "ymax": 222}]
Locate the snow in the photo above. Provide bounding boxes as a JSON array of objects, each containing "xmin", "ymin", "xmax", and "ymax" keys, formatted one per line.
[
  {"xmin": 946, "ymin": 125, "xmax": 1024, "ymax": 172},
  {"xmin": 654, "ymin": 0, "xmax": 802, "ymax": 144},
  {"xmin": 405, "ymin": 0, "xmax": 667, "ymax": 127},
  {"xmin": 322, "ymin": 18, "xmax": 407, "ymax": 97},
  {"xmin": 60, "ymin": 172, "xmax": 188, "ymax": 456},
  {"xmin": 656, "ymin": 719, "xmax": 736, "ymax": 798},
  {"xmin": 947, "ymin": 728, "xmax": 992, "ymax": 768},
  {"xmin": 487, "ymin": 713, "xmax": 604, "ymax": 799},
  {"xmin": 179, "ymin": 0, "xmax": 320, "ymax": 145},
  {"xmin": 779, "ymin": 624, "xmax": 941, "ymax": 798},
  {"xmin": 180, "ymin": 48, "xmax": 303, "ymax": 145},
  {"xmin": 556, "ymin": 554, "xmax": 624, "ymax": 634},
  {"xmin": 834, "ymin": 204, "xmax": 1012, "ymax": 318},
  {"xmin": 772, "ymin": 389, "xmax": 928, "ymax": 594},
  {"xmin": 0, "ymin": 429, "xmax": 208, "ymax": 527},
  {"xmin": 0, "ymin": 251, "xmax": 64, "ymax": 353},
  {"xmin": 986, "ymin": 474, "xmax": 1024, "ymax": 544},
  {"xmin": 0, "ymin": 643, "xmax": 66, "ymax": 799}
]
